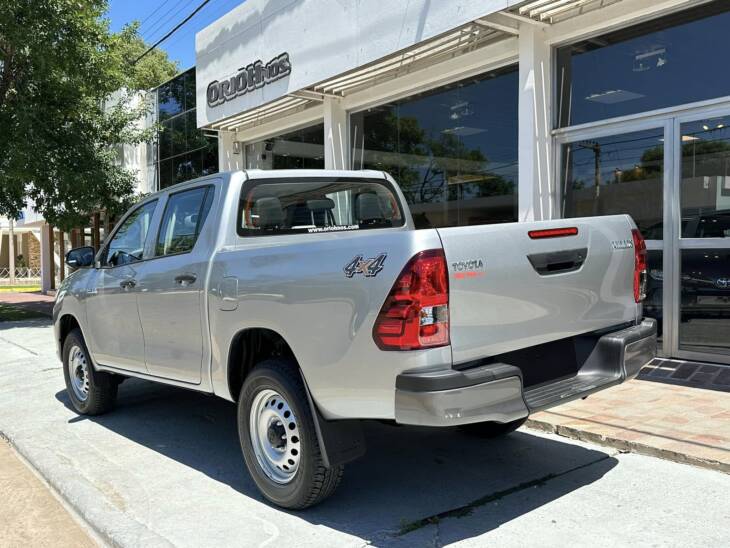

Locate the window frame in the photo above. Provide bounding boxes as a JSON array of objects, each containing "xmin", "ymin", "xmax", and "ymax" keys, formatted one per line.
[
  {"xmin": 236, "ymin": 176, "xmax": 406, "ymax": 238},
  {"xmin": 153, "ymin": 184, "xmax": 215, "ymax": 258},
  {"xmin": 100, "ymin": 198, "xmax": 159, "ymax": 269}
]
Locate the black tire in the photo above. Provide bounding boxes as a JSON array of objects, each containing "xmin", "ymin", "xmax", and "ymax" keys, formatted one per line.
[
  {"xmin": 459, "ymin": 417, "xmax": 527, "ymax": 438},
  {"xmin": 238, "ymin": 359, "xmax": 343, "ymax": 509},
  {"xmin": 62, "ymin": 328, "xmax": 118, "ymax": 415}
]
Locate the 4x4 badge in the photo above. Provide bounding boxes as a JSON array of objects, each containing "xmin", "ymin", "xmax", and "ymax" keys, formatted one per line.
[{"xmin": 344, "ymin": 253, "xmax": 387, "ymax": 278}]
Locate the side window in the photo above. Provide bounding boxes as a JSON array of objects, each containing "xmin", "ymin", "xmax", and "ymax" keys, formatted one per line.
[
  {"xmin": 105, "ymin": 200, "xmax": 158, "ymax": 267},
  {"xmin": 156, "ymin": 186, "xmax": 213, "ymax": 256}
]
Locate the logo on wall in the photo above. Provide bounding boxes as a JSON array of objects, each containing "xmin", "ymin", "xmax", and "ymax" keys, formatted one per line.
[{"xmin": 206, "ymin": 52, "xmax": 291, "ymax": 108}]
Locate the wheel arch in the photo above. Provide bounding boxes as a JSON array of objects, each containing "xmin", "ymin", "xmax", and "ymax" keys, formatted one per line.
[
  {"xmin": 58, "ymin": 313, "xmax": 83, "ymax": 349},
  {"xmin": 227, "ymin": 327, "xmax": 299, "ymax": 402}
]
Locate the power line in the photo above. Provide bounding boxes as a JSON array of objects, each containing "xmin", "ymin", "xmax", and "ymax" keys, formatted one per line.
[
  {"xmin": 137, "ymin": 0, "xmax": 176, "ymax": 31},
  {"xmin": 162, "ymin": 0, "xmax": 241, "ymax": 50},
  {"xmin": 141, "ymin": 0, "xmax": 196, "ymax": 42},
  {"xmin": 133, "ymin": 0, "xmax": 215, "ymax": 65}
]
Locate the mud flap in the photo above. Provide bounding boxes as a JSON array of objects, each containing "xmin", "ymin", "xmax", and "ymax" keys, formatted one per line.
[{"xmin": 301, "ymin": 371, "xmax": 366, "ymax": 468}]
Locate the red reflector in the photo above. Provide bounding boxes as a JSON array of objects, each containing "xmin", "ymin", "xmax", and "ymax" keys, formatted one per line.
[
  {"xmin": 632, "ymin": 228, "xmax": 647, "ymax": 303},
  {"xmin": 528, "ymin": 227, "xmax": 579, "ymax": 239},
  {"xmin": 373, "ymin": 249, "xmax": 449, "ymax": 351}
]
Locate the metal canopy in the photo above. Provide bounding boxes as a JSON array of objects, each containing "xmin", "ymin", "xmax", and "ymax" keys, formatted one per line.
[
  {"xmin": 208, "ymin": 22, "xmax": 510, "ymax": 133},
  {"xmin": 513, "ymin": 0, "xmax": 623, "ymax": 24}
]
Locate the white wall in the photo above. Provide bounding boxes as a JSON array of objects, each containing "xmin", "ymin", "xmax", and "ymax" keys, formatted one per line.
[{"xmin": 195, "ymin": 0, "xmax": 527, "ymax": 128}]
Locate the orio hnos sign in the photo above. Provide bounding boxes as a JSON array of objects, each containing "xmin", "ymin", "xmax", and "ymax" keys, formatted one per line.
[{"xmin": 206, "ymin": 53, "xmax": 291, "ymax": 108}]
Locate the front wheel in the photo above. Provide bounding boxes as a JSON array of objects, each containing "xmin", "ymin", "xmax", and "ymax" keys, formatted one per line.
[
  {"xmin": 238, "ymin": 359, "xmax": 343, "ymax": 509},
  {"xmin": 62, "ymin": 328, "xmax": 118, "ymax": 415}
]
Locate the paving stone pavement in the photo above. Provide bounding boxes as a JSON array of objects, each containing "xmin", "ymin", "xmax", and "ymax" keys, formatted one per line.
[
  {"xmin": 0, "ymin": 290, "xmax": 55, "ymax": 316},
  {"xmin": 529, "ymin": 359, "xmax": 730, "ymax": 473}
]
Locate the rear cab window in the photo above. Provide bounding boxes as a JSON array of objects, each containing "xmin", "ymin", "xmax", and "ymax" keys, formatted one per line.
[{"xmin": 237, "ymin": 177, "xmax": 404, "ymax": 236}]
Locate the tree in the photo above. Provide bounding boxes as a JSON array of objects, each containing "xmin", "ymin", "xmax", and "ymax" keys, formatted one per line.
[{"xmin": 0, "ymin": 1, "xmax": 178, "ymax": 230}]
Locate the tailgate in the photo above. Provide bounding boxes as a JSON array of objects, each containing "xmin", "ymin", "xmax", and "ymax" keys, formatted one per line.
[{"xmin": 438, "ymin": 215, "xmax": 639, "ymax": 365}]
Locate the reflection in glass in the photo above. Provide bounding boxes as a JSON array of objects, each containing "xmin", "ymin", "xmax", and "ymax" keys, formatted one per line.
[
  {"xmin": 680, "ymin": 117, "xmax": 730, "ymax": 238},
  {"xmin": 679, "ymin": 249, "xmax": 730, "ymax": 355},
  {"xmin": 155, "ymin": 68, "xmax": 219, "ymax": 189},
  {"xmin": 644, "ymin": 249, "xmax": 664, "ymax": 342},
  {"xmin": 245, "ymin": 124, "xmax": 325, "ymax": 170},
  {"xmin": 350, "ymin": 66, "xmax": 518, "ymax": 229},
  {"xmin": 561, "ymin": 128, "xmax": 664, "ymax": 237},
  {"xmin": 557, "ymin": 2, "xmax": 730, "ymax": 127}
]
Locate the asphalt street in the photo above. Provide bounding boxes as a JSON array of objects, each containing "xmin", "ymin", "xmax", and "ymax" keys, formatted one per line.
[{"xmin": 1, "ymin": 318, "xmax": 728, "ymax": 547}]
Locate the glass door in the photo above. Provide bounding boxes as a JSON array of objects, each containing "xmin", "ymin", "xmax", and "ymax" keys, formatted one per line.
[
  {"xmin": 558, "ymin": 120, "xmax": 671, "ymax": 355},
  {"xmin": 669, "ymin": 113, "xmax": 730, "ymax": 364}
]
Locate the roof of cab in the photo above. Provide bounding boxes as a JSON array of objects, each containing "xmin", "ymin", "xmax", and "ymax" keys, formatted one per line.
[
  {"xmin": 143, "ymin": 169, "xmax": 388, "ymax": 200},
  {"xmin": 241, "ymin": 169, "xmax": 387, "ymax": 179}
]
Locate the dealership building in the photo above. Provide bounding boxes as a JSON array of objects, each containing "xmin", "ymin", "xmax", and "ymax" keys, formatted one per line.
[{"xmin": 184, "ymin": 0, "xmax": 730, "ymax": 365}]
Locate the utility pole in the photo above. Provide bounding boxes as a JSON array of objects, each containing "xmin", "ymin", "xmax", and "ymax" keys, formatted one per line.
[{"xmin": 577, "ymin": 141, "xmax": 602, "ymax": 216}]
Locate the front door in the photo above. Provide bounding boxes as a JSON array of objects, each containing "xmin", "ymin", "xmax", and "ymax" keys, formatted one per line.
[
  {"xmin": 668, "ymin": 113, "xmax": 730, "ymax": 364},
  {"xmin": 85, "ymin": 199, "xmax": 159, "ymax": 372},
  {"xmin": 135, "ymin": 185, "xmax": 215, "ymax": 383}
]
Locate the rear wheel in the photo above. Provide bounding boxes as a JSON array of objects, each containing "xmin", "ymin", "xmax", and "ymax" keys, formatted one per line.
[
  {"xmin": 62, "ymin": 328, "xmax": 118, "ymax": 415},
  {"xmin": 238, "ymin": 359, "xmax": 343, "ymax": 509},
  {"xmin": 459, "ymin": 417, "xmax": 527, "ymax": 438}
]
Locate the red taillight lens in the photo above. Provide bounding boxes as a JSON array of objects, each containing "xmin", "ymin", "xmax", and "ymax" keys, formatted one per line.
[
  {"xmin": 528, "ymin": 227, "xmax": 578, "ymax": 239},
  {"xmin": 373, "ymin": 249, "xmax": 449, "ymax": 350},
  {"xmin": 632, "ymin": 228, "xmax": 647, "ymax": 303}
]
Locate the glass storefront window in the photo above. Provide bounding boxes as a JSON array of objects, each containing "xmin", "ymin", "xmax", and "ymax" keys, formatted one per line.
[
  {"xmin": 350, "ymin": 66, "xmax": 518, "ymax": 229},
  {"xmin": 679, "ymin": 249, "xmax": 730, "ymax": 355},
  {"xmin": 557, "ymin": 2, "xmax": 730, "ymax": 127},
  {"xmin": 155, "ymin": 68, "xmax": 219, "ymax": 189},
  {"xmin": 561, "ymin": 128, "xmax": 664, "ymax": 237},
  {"xmin": 245, "ymin": 124, "xmax": 325, "ymax": 170},
  {"xmin": 681, "ymin": 116, "xmax": 730, "ymax": 238}
]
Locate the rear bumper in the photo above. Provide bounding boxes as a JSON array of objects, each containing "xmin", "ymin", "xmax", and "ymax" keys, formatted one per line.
[{"xmin": 394, "ymin": 318, "xmax": 657, "ymax": 427}]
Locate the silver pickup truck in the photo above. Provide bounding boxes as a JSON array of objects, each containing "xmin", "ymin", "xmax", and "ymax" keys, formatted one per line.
[{"xmin": 54, "ymin": 169, "xmax": 656, "ymax": 509}]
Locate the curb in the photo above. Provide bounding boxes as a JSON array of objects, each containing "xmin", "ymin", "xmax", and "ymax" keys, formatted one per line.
[
  {"xmin": 0, "ymin": 429, "xmax": 173, "ymax": 548},
  {"xmin": 0, "ymin": 432, "xmax": 109, "ymax": 548},
  {"xmin": 525, "ymin": 418, "xmax": 730, "ymax": 475}
]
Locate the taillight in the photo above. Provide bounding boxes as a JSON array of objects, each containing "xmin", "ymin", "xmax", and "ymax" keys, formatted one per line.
[
  {"xmin": 632, "ymin": 228, "xmax": 647, "ymax": 303},
  {"xmin": 373, "ymin": 249, "xmax": 449, "ymax": 350}
]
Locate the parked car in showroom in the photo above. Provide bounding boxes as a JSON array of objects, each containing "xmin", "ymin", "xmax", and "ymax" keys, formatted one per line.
[
  {"xmin": 54, "ymin": 170, "xmax": 656, "ymax": 509},
  {"xmin": 643, "ymin": 211, "xmax": 730, "ymax": 334}
]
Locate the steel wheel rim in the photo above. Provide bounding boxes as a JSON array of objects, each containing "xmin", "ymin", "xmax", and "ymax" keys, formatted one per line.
[
  {"xmin": 68, "ymin": 345, "xmax": 90, "ymax": 402},
  {"xmin": 249, "ymin": 389, "xmax": 301, "ymax": 484}
]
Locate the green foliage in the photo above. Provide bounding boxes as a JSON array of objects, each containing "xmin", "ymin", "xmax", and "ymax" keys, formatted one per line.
[{"xmin": 0, "ymin": 0, "xmax": 178, "ymax": 230}]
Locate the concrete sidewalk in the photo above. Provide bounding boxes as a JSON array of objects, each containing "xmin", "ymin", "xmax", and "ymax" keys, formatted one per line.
[
  {"xmin": 528, "ymin": 360, "xmax": 730, "ymax": 473},
  {"xmin": 0, "ymin": 439, "xmax": 96, "ymax": 547}
]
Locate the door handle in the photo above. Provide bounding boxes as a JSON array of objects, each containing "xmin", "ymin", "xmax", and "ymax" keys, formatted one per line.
[
  {"xmin": 120, "ymin": 279, "xmax": 136, "ymax": 289},
  {"xmin": 174, "ymin": 273, "xmax": 197, "ymax": 286}
]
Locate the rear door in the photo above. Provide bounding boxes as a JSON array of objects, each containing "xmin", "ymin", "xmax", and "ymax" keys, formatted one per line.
[
  {"xmin": 438, "ymin": 215, "xmax": 639, "ymax": 365},
  {"xmin": 135, "ymin": 185, "xmax": 215, "ymax": 383}
]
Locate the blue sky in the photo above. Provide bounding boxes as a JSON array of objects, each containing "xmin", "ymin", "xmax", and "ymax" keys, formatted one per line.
[{"xmin": 107, "ymin": 0, "xmax": 245, "ymax": 71}]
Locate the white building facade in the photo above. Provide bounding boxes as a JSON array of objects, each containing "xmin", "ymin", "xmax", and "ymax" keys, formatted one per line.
[{"xmin": 188, "ymin": 0, "xmax": 729, "ymax": 366}]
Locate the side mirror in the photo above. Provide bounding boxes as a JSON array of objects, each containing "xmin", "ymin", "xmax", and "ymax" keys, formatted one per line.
[{"xmin": 65, "ymin": 246, "xmax": 95, "ymax": 269}]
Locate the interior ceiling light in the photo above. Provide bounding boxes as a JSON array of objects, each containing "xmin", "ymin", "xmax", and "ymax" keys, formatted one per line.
[
  {"xmin": 633, "ymin": 47, "xmax": 667, "ymax": 72},
  {"xmin": 585, "ymin": 89, "xmax": 645, "ymax": 104},
  {"xmin": 441, "ymin": 126, "xmax": 486, "ymax": 136}
]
